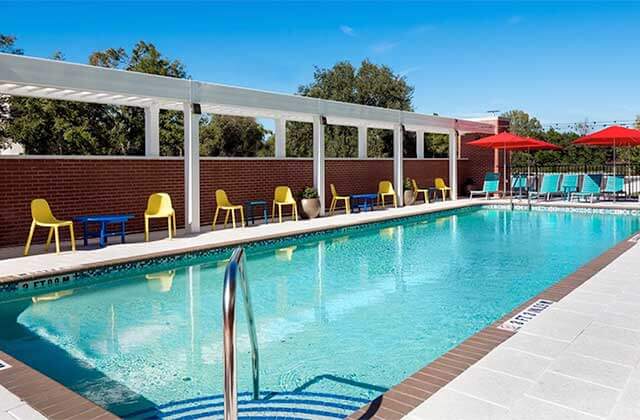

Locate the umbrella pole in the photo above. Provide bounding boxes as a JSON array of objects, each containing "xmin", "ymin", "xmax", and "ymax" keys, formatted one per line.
[
  {"xmin": 613, "ymin": 140, "xmax": 617, "ymax": 202},
  {"xmin": 510, "ymin": 151, "xmax": 514, "ymax": 209},
  {"xmin": 503, "ymin": 147, "xmax": 507, "ymax": 199},
  {"xmin": 527, "ymin": 149, "xmax": 532, "ymax": 210}
]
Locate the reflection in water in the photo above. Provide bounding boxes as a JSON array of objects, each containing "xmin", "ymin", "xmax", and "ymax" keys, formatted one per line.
[
  {"xmin": 32, "ymin": 289, "xmax": 74, "ymax": 303},
  {"xmin": 275, "ymin": 246, "xmax": 297, "ymax": 262},
  {"xmin": 379, "ymin": 227, "xmax": 395, "ymax": 239},
  {"xmin": 145, "ymin": 270, "xmax": 176, "ymax": 293}
]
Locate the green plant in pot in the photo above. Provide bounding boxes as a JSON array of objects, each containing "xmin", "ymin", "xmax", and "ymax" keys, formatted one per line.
[
  {"xmin": 300, "ymin": 186, "xmax": 321, "ymax": 219},
  {"xmin": 403, "ymin": 177, "xmax": 416, "ymax": 206}
]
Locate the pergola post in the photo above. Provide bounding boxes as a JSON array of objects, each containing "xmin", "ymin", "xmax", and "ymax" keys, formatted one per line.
[
  {"xmin": 144, "ymin": 103, "xmax": 160, "ymax": 156},
  {"xmin": 448, "ymin": 129, "xmax": 458, "ymax": 200},
  {"xmin": 275, "ymin": 118, "xmax": 286, "ymax": 158},
  {"xmin": 313, "ymin": 115, "xmax": 326, "ymax": 216},
  {"xmin": 393, "ymin": 124, "xmax": 404, "ymax": 206},
  {"xmin": 357, "ymin": 125, "xmax": 367, "ymax": 159},
  {"xmin": 416, "ymin": 130, "xmax": 425, "ymax": 158},
  {"xmin": 184, "ymin": 102, "xmax": 201, "ymax": 233}
]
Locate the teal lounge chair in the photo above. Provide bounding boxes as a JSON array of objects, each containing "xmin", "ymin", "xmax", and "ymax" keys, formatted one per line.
[
  {"xmin": 529, "ymin": 173, "xmax": 560, "ymax": 200},
  {"xmin": 603, "ymin": 175, "xmax": 625, "ymax": 200},
  {"xmin": 510, "ymin": 174, "xmax": 528, "ymax": 198},
  {"xmin": 560, "ymin": 174, "xmax": 579, "ymax": 200},
  {"xmin": 570, "ymin": 174, "xmax": 603, "ymax": 203},
  {"xmin": 469, "ymin": 172, "xmax": 500, "ymax": 199}
]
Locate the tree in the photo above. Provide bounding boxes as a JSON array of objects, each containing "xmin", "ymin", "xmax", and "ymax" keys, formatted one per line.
[
  {"xmin": 501, "ymin": 110, "xmax": 543, "ymax": 138},
  {"xmin": 1, "ymin": 37, "xmax": 271, "ymax": 156},
  {"xmin": 200, "ymin": 115, "xmax": 271, "ymax": 157},
  {"xmin": 288, "ymin": 60, "xmax": 414, "ymax": 157}
]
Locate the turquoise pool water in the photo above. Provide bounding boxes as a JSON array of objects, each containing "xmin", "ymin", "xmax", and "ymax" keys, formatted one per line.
[{"xmin": 0, "ymin": 207, "xmax": 638, "ymax": 418}]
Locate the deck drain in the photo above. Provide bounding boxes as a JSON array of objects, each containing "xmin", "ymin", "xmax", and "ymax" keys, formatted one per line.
[
  {"xmin": 498, "ymin": 299, "xmax": 554, "ymax": 332},
  {"xmin": 0, "ymin": 359, "xmax": 11, "ymax": 371}
]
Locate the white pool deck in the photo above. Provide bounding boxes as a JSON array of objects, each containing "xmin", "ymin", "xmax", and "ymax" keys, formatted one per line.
[
  {"xmin": 0, "ymin": 385, "xmax": 45, "ymax": 420},
  {"xmin": 2, "ymin": 197, "xmax": 640, "ymax": 419},
  {"xmin": 406, "ymin": 232, "xmax": 640, "ymax": 419}
]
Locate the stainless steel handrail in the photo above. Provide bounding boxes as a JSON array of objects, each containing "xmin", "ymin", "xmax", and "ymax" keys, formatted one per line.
[{"xmin": 223, "ymin": 247, "xmax": 260, "ymax": 420}]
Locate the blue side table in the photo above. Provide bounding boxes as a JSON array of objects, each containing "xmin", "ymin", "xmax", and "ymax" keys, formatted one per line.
[
  {"xmin": 245, "ymin": 200, "xmax": 268, "ymax": 225},
  {"xmin": 350, "ymin": 193, "xmax": 378, "ymax": 212},
  {"xmin": 74, "ymin": 214, "xmax": 134, "ymax": 248}
]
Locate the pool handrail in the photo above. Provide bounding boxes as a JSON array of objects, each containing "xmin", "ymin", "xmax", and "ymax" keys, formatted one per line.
[{"xmin": 223, "ymin": 247, "xmax": 260, "ymax": 420}]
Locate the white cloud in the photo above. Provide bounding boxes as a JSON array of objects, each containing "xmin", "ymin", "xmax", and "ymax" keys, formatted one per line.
[
  {"xmin": 399, "ymin": 66, "xmax": 421, "ymax": 77},
  {"xmin": 340, "ymin": 25, "xmax": 355, "ymax": 37},
  {"xmin": 371, "ymin": 41, "xmax": 398, "ymax": 53}
]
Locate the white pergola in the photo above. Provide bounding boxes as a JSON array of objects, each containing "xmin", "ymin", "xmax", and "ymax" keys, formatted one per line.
[{"xmin": 0, "ymin": 53, "xmax": 496, "ymax": 233}]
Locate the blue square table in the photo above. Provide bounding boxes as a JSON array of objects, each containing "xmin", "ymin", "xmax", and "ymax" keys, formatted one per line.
[
  {"xmin": 245, "ymin": 200, "xmax": 269, "ymax": 225},
  {"xmin": 74, "ymin": 214, "xmax": 134, "ymax": 248},
  {"xmin": 350, "ymin": 193, "xmax": 378, "ymax": 212}
]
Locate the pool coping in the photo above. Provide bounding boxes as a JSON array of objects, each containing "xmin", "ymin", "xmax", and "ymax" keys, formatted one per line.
[
  {"xmin": 0, "ymin": 350, "xmax": 117, "ymax": 419},
  {"xmin": 3, "ymin": 198, "xmax": 639, "ymax": 286},
  {"xmin": 0, "ymin": 200, "xmax": 483, "ymax": 285},
  {"xmin": 347, "ymin": 231, "xmax": 638, "ymax": 419}
]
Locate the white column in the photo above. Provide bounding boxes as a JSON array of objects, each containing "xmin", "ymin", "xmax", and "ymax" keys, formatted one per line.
[
  {"xmin": 448, "ymin": 129, "xmax": 458, "ymax": 200},
  {"xmin": 393, "ymin": 124, "xmax": 404, "ymax": 206},
  {"xmin": 184, "ymin": 103, "xmax": 201, "ymax": 233},
  {"xmin": 275, "ymin": 118, "xmax": 286, "ymax": 158},
  {"xmin": 144, "ymin": 103, "xmax": 160, "ymax": 156},
  {"xmin": 357, "ymin": 126, "xmax": 367, "ymax": 159},
  {"xmin": 416, "ymin": 130, "xmax": 425, "ymax": 158},
  {"xmin": 313, "ymin": 115, "xmax": 326, "ymax": 216}
]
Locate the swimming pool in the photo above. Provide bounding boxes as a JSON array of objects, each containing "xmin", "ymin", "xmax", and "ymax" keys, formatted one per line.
[{"xmin": 0, "ymin": 206, "xmax": 638, "ymax": 418}]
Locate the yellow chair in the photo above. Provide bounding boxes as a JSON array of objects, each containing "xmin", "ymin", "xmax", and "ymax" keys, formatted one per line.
[
  {"xmin": 377, "ymin": 181, "xmax": 397, "ymax": 208},
  {"xmin": 212, "ymin": 189, "xmax": 245, "ymax": 229},
  {"xmin": 435, "ymin": 178, "xmax": 451, "ymax": 201},
  {"xmin": 144, "ymin": 193, "xmax": 176, "ymax": 241},
  {"xmin": 329, "ymin": 184, "xmax": 350, "ymax": 215},
  {"xmin": 272, "ymin": 186, "xmax": 298, "ymax": 223},
  {"xmin": 24, "ymin": 199, "xmax": 76, "ymax": 256},
  {"xmin": 412, "ymin": 179, "xmax": 430, "ymax": 204}
]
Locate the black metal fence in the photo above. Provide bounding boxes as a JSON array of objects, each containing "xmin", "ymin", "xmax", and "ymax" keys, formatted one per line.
[{"xmin": 509, "ymin": 163, "xmax": 640, "ymax": 200}]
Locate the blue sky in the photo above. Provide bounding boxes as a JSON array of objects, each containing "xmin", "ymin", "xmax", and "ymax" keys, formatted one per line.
[{"xmin": 4, "ymin": 1, "xmax": 640, "ymax": 128}]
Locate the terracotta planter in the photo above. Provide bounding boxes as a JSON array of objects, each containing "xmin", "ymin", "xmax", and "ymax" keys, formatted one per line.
[
  {"xmin": 403, "ymin": 190, "xmax": 416, "ymax": 206},
  {"xmin": 301, "ymin": 198, "xmax": 321, "ymax": 219}
]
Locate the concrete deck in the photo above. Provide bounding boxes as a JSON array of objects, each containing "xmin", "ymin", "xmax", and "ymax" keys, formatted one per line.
[
  {"xmin": 0, "ymin": 385, "xmax": 46, "ymax": 420},
  {"xmin": 406, "ymin": 236, "xmax": 640, "ymax": 420}
]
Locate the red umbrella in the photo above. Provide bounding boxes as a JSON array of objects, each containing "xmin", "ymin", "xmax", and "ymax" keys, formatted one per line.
[
  {"xmin": 573, "ymin": 125, "xmax": 640, "ymax": 176},
  {"xmin": 573, "ymin": 125, "xmax": 640, "ymax": 147},
  {"xmin": 573, "ymin": 125, "xmax": 640, "ymax": 201},
  {"xmin": 467, "ymin": 133, "xmax": 560, "ymax": 193}
]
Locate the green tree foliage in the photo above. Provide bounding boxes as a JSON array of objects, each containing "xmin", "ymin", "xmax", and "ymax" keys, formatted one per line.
[
  {"xmin": 1, "ymin": 36, "xmax": 271, "ymax": 156},
  {"xmin": 502, "ymin": 110, "xmax": 611, "ymax": 167},
  {"xmin": 289, "ymin": 60, "xmax": 414, "ymax": 157},
  {"xmin": 501, "ymin": 110, "xmax": 543, "ymax": 138},
  {"xmin": 200, "ymin": 115, "xmax": 271, "ymax": 157}
]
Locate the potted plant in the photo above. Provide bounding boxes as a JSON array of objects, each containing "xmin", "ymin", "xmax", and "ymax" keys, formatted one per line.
[
  {"xmin": 299, "ymin": 186, "xmax": 321, "ymax": 219},
  {"xmin": 403, "ymin": 177, "xmax": 416, "ymax": 206}
]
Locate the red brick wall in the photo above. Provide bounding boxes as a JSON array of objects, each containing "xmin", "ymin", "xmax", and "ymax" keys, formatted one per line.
[
  {"xmin": 0, "ymin": 155, "xmax": 490, "ymax": 247},
  {"xmin": 0, "ymin": 158, "xmax": 185, "ymax": 248},
  {"xmin": 201, "ymin": 158, "xmax": 312, "ymax": 224}
]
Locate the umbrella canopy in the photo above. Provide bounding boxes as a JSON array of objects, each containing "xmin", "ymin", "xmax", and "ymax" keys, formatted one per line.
[
  {"xmin": 467, "ymin": 132, "xmax": 542, "ymax": 150},
  {"xmin": 468, "ymin": 133, "xmax": 561, "ymax": 196},
  {"xmin": 573, "ymin": 125, "xmax": 640, "ymax": 147}
]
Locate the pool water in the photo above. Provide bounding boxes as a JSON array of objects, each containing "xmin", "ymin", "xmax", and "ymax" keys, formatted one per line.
[{"xmin": 0, "ymin": 208, "xmax": 638, "ymax": 418}]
